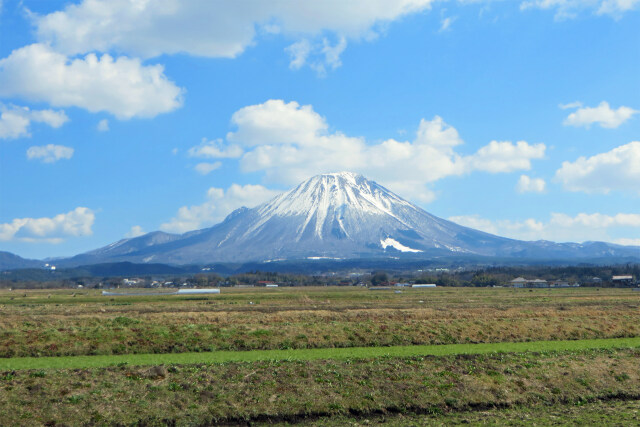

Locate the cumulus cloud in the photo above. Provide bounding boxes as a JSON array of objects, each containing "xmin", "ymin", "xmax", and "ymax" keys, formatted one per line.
[
  {"xmin": 161, "ymin": 184, "xmax": 280, "ymax": 233},
  {"xmin": 520, "ymin": 0, "xmax": 640, "ymax": 19},
  {"xmin": 0, "ymin": 44, "xmax": 184, "ymax": 119},
  {"xmin": 562, "ymin": 101, "xmax": 637, "ymax": 129},
  {"xmin": 0, "ymin": 207, "xmax": 95, "ymax": 243},
  {"xmin": 194, "ymin": 161, "xmax": 222, "ymax": 175},
  {"xmin": 467, "ymin": 140, "xmax": 546, "ymax": 173},
  {"xmin": 555, "ymin": 141, "xmax": 640, "ymax": 194},
  {"xmin": 125, "ymin": 225, "xmax": 145, "ymax": 238},
  {"xmin": 449, "ymin": 212, "xmax": 640, "ymax": 244},
  {"xmin": 32, "ymin": 0, "xmax": 436, "ymax": 73},
  {"xmin": 26, "ymin": 144, "xmax": 74, "ymax": 163},
  {"xmin": 516, "ymin": 175, "xmax": 546, "ymax": 193},
  {"xmin": 0, "ymin": 104, "xmax": 68, "ymax": 139},
  {"xmin": 221, "ymin": 100, "xmax": 545, "ymax": 202},
  {"xmin": 188, "ymin": 138, "xmax": 243, "ymax": 159}
]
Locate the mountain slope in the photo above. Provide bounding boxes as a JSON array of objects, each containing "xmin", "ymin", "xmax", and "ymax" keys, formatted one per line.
[
  {"xmin": 62, "ymin": 172, "xmax": 640, "ymax": 265},
  {"xmin": 0, "ymin": 251, "xmax": 44, "ymax": 271}
]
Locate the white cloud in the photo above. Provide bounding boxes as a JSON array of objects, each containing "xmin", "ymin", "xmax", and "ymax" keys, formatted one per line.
[
  {"xmin": 439, "ymin": 16, "xmax": 456, "ymax": 32},
  {"xmin": 188, "ymin": 138, "xmax": 243, "ymax": 159},
  {"xmin": 0, "ymin": 207, "xmax": 95, "ymax": 242},
  {"xmin": 194, "ymin": 161, "xmax": 222, "ymax": 175},
  {"xmin": 33, "ymin": 0, "xmax": 436, "ymax": 73},
  {"xmin": 0, "ymin": 44, "xmax": 184, "ymax": 119},
  {"xmin": 125, "ymin": 225, "xmax": 145, "ymax": 238},
  {"xmin": 520, "ymin": 0, "xmax": 640, "ymax": 19},
  {"xmin": 319, "ymin": 37, "xmax": 347, "ymax": 72},
  {"xmin": 26, "ymin": 144, "xmax": 74, "ymax": 163},
  {"xmin": 466, "ymin": 140, "xmax": 546, "ymax": 173},
  {"xmin": 286, "ymin": 39, "xmax": 312, "ymax": 70},
  {"xmin": 517, "ymin": 175, "xmax": 546, "ymax": 193},
  {"xmin": 615, "ymin": 238, "xmax": 640, "ymax": 246},
  {"xmin": 562, "ymin": 101, "xmax": 637, "ymax": 129},
  {"xmin": 559, "ymin": 101, "xmax": 583, "ymax": 110},
  {"xmin": 228, "ymin": 100, "xmax": 328, "ymax": 147},
  {"xmin": 97, "ymin": 119, "xmax": 109, "ymax": 132},
  {"xmin": 0, "ymin": 104, "xmax": 68, "ymax": 139},
  {"xmin": 550, "ymin": 212, "xmax": 640, "ymax": 228},
  {"xmin": 597, "ymin": 0, "xmax": 640, "ymax": 15},
  {"xmin": 286, "ymin": 37, "xmax": 348, "ymax": 75},
  {"xmin": 161, "ymin": 184, "xmax": 280, "ymax": 233},
  {"xmin": 225, "ymin": 99, "xmax": 545, "ymax": 202},
  {"xmin": 449, "ymin": 212, "xmax": 640, "ymax": 244},
  {"xmin": 555, "ymin": 141, "xmax": 640, "ymax": 194}
]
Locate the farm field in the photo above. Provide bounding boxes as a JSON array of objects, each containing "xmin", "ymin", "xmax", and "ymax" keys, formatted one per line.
[
  {"xmin": 1, "ymin": 286, "xmax": 640, "ymax": 425},
  {"xmin": 2, "ymin": 286, "xmax": 640, "ymax": 357}
]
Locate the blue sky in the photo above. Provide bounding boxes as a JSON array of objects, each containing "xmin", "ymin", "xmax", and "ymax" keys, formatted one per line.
[{"xmin": 0, "ymin": 0, "xmax": 639, "ymax": 259}]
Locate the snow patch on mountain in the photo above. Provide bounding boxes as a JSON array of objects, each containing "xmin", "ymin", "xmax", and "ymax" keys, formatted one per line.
[{"xmin": 380, "ymin": 237, "xmax": 422, "ymax": 253}]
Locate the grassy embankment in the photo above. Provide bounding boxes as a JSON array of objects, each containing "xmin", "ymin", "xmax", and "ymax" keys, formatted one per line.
[
  {"xmin": 1, "ymin": 348, "xmax": 640, "ymax": 425},
  {"xmin": 1, "ymin": 336, "xmax": 640, "ymax": 370}
]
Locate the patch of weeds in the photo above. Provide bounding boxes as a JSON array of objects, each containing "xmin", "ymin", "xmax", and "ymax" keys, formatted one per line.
[
  {"xmin": 576, "ymin": 377, "xmax": 591, "ymax": 388},
  {"xmin": 249, "ymin": 329, "xmax": 272, "ymax": 337},
  {"xmin": 168, "ymin": 382, "xmax": 183, "ymax": 391},
  {"xmin": 614, "ymin": 373, "xmax": 630, "ymax": 382},
  {"xmin": 67, "ymin": 395, "xmax": 84, "ymax": 404},
  {"xmin": 327, "ymin": 403, "xmax": 344, "ymax": 411},
  {"xmin": 112, "ymin": 316, "xmax": 140, "ymax": 326}
]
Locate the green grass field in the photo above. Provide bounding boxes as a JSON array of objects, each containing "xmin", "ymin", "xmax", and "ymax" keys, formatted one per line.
[
  {"xmin": 2, "ymin": 336, "xmax": 640, "ymax": 370},
  {"xmin": 2, "ymin": 286, "xmax": 640, "ymax": 425}
]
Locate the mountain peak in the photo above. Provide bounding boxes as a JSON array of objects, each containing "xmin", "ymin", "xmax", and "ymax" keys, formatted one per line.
[
  {"xmin": 313, "ymin": 171, "xmax": 363, "ymax": 180},
  {"xmin": 256, "ymin": 171, "xmax": 411, "ymax": 222}
]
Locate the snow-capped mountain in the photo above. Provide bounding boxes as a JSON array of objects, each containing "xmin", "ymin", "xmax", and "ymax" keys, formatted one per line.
[{"xmin": 61, "ymin": 172, "xmax": 640, "ymax": 266}]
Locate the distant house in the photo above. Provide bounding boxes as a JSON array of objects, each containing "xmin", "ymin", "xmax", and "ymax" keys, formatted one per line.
[
  {"xmin": 509, "ymin": 277, "xmax": 548, "ymax": 288},
  {"xmin": 257, "ymin": 281, "xmax": 275, "ymax": 287},
  {"xmin": 612, "ymin": 275, "xmax": 634, "ymax": 286},
  {"xmin": 530, "ymin": 279, "xmax": 548, "ymax": 288},
  {"xmin": 510, "ymin": 277, "xmax": 527, "ymax": 288}
]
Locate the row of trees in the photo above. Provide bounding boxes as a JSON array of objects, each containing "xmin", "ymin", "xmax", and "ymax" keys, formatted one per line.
[{"xmin": 1, "ymin": 264, "xmax": 638, "ymax": 289}]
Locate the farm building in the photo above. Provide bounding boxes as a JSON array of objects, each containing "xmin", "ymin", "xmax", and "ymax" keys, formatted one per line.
[
  {"xmin": 612, "ymin": 276, "xmax": 635, "ymax": 286},
  {"xmin": 510, "ymin": 277, "xmax": 527, "ymax": 287},
  {"xmin": 509, "ymin": 278, "xmax": 549, "ymax": 288}
]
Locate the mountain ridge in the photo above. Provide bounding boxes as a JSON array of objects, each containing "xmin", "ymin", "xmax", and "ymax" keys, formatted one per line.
[{"xmin": 54, "ymin": 172, "xmax": 639, "ymax": 267}]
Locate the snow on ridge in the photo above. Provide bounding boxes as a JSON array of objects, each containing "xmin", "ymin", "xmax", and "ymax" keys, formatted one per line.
[
  {"xmin": 380, "ymin": 237, "xmax": 423, "ymax": 253},
  {"xmin": 257, "ymin": 172, "xmax": 414, "ymax": 218},
  {"xmin": 243, "ymin": 172, "xmax": 427, "ymax": 241}
]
